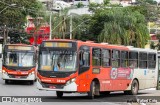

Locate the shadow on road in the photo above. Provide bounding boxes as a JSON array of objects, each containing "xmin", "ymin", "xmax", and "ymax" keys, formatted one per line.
[
  {"xmin": 3, "ymin": 80, "xmax": 35, "ymax": 85},
  {"xmin": 41, "ymin": 92, "xmax": 150, "ymax": 102}
]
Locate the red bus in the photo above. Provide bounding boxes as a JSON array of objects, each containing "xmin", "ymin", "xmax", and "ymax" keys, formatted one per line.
[
  {"xmin": 37, "ymin": 39, "xmax": 158, "ymax": 98},
  {"xmin": 2, "ymin": 44, "xmax": 37, "ymax": 84}
]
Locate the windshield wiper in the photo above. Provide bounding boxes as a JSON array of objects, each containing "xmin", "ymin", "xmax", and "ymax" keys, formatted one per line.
[{"xmin": 21, "ymin": 51, "xmax": 28, "ymax": 60}]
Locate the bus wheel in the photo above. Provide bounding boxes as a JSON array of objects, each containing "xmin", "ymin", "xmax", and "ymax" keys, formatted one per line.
[
  {"xmin": 125, "ymin": 80, "xmax": 139, "ymax": 95},
  {"xmin": 56, "ymin": 91, "xmax": 63, "ymax": 98},
  {"xmin": 88, "ymin": 81, "xmax": 96, "ymax": 99}
]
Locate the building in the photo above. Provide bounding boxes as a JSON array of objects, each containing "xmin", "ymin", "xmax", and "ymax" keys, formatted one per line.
[
  {"xmin": 52, "ymin": 0, "xmax": 72, "ymax": 10},
  {"xmin": 110, "ymin": 0, "xmax": 136, "ymax": 6}
]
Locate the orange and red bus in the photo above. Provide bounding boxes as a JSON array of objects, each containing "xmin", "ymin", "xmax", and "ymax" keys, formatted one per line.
[
  {"xmin": 2, "ymin": 44, "xmax": 37, "ymax": 84},
  {"xmin": 37, "ymin": 39, "xmax": 158, "ymax": 98}
]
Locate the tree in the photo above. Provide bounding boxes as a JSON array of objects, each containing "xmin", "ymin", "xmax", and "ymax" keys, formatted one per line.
[
  {"xmin": 90, "ymin": 7, "xmax": 150, "ymax": 48},
  {"xmin": 0, "ymin": 0, "xmax": 45, "ymax": 44}
]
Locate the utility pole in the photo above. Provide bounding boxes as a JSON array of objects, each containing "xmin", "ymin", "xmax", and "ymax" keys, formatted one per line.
[
  {"xmin": 70, "ymin": 15, "xmax": 72, "ymax": 39},
  {"xmin": 49, "ymin": 12, "xmax": 52, "ymax": 40}
]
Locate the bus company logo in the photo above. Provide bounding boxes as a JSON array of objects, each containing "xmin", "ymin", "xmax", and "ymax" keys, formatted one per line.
[
  {"xmin": 1, "ymin": 97, "xmax": 42, "ymax": 102},
  {"xmin": 2, "ymin": 97, "xmax": 11, "ymax": 102}
]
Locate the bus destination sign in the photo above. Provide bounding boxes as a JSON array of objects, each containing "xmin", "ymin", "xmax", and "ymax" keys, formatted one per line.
[
  {"xmin": 44, "ymin": 42, "xmax": 72, "ymax": 48},
  {"xmin": 8, "ymin": 46, "xmax": 32, "ymax": 51}
]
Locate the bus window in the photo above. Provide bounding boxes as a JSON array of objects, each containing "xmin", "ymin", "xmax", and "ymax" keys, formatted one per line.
[
  {"xmin": 139, "ymin": 52, "xmax": 147, "ymax": 69},
  {"xmin": 129, "ymin": 51, "xmax": 138, "ymax": 68},
  {"xmin": 79, "ymin": 46, "xmax": 90, "ymax": 74},
  {"xmin": 148, "ymin": 53, "xmax": 156, "ymax": 69},
  {"xmin": 79, "ymin": 51, "xmax": 90, "ymax": 67},
  {"xmin": 92, "ymin": 48, "xmax": 101, "ymax": 66},
  {"xmin": 102, "ymin": 49, "xmax": 110, "ymax": 67},
  {"xmin": 112, "ymin": 50, "xmax": 120, "ymax": 68},
  {"xmin": 121, "ymin": 51, "xmax": 128, "ymax": 67}
]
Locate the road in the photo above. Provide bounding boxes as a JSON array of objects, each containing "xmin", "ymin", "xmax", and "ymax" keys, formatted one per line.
[{"xmin": 0, "ymin": 72, "xmax": 159, "ymax": 105}]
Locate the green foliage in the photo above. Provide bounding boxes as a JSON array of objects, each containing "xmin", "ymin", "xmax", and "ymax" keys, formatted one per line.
[
  {"xmin": 90, "ymin": 7, "xmax": 150, "ymax": 48},
  {"xmin": 137, "ymin": 0, "xmax": 157, "ymax": 4},
  {"xmin": 103, "ymin": 0, "xmax": 110, "ymax": 6},
  {"xmin": 0, "ymin": 0, "xmax": 44, "ymax": 28},
  {"xmin": 150, "ymin": 41, "xmax": 156, "ymax": 49},
  {"xmin": 0, "ymin": 0, "xmax": 45, "ymax": 44},
  {"xmin": 76, "ymin": 2, "xmax": 84, "ymax": 8},
  {"xmin": 9, "ymin": 31, "xmax": 30, "ymax": 44}
]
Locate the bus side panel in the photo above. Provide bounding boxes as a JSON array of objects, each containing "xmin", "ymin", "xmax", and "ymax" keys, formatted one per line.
[
  {"xmin": 77, "ymin": 71, "xmax": 91, "ymax": 92},
  {"xmin": 108, "ymin": 67, "xmax": 133, "ymax": 91},
  {"xmin": 96, "ymin": 68, "xmax": 113, "ymax": 91}
]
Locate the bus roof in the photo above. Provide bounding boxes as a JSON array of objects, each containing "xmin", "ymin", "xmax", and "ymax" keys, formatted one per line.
[
  {"xmin": 42, "ymin": 39, "xmax": 157, "ymax": 52},
  {"xmin": 5, "ymin": 44, "xmax": 34, "ymax": 47}
]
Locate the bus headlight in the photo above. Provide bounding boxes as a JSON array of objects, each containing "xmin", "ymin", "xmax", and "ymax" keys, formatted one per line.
[
  {"xmin": 66, "ymin": 78, "xmax": 76, "ymax": 86},
  {"xmin": 31, "ymin": 71, "xmax": 35, "ymax": 74},
  {"xmin": 71, "ymin": 78, "xmax": 76, "ymax": 82},
  {"xmin": 2, "ymin": 70, "xmax": 6, "ymax": 73}
]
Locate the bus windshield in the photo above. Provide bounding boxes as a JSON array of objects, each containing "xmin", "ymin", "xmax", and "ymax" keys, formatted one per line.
[
  {"xmin": 39, "ymin": 50, "xmax": 77, "ymax": 72},
  {"xmin": 4, "ymin": 52, "xmax": 35, "ymax": 67}
]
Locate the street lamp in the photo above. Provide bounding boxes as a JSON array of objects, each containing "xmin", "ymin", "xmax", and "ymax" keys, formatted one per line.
[{"xmin": 0, "ymin": 4, "xmax": 16, "ymax": 14}]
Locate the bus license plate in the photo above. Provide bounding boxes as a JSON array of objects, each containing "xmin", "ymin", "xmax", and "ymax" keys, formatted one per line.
[
  {"xmin": 49, "ymin": 86, "xmax": 56, "ymax": 89},
  {"xmin": 15, "ymin": 76, "xmax": 21, "ymax": 78}
]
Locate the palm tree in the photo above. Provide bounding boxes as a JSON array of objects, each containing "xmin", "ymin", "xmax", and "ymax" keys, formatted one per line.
[{"xmin": 98, "ymin": 7, "xmax": 150, "ymax": 48}]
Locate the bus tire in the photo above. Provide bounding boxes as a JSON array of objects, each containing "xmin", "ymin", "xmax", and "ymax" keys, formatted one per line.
[
  {"xmin": 88, "ymin": 81, "xmax": 96, "ymax": 99},
  {"xmin": 56, "ymin": 91, "xmax": 63, "ymax": 98},
  {"xmin": 125, "ymin": 79, "xmax": 139, "ymax": 95}
]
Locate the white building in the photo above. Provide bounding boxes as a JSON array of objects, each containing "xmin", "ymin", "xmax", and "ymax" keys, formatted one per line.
[
  {"xmin": 73, "ymin": 0, "xmax": 89, "ymax": 6},
  {"xmin": 89, "ymin": 0, "xmax": 104, "ymax": 4},
  {"xmin": 52, "ymin": 0, "xmax": 72, "ymax": 10}
]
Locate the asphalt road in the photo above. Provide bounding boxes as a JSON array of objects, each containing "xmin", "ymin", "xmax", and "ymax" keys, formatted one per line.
[{"xmin": 0, "ymin": 72, "xmax": 159, "ymax": 105}]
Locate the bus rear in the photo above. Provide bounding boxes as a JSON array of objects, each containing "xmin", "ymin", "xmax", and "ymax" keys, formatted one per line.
[{"xmin": 2, "ymin": 44, "xmax": 37, "ymax": 84}]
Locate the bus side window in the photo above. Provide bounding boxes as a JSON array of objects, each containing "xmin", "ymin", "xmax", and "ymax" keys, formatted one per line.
[
  {"xmin": 102, "ymin": 49, "xmax": 110, "ymax": 67},
  {"xmin": 139, "ymin": 52, "xmax": 147, "ymax": 69},
  {"xmin": 0, "ymin": 53, "xmax": 1, "ymax": 58},
  {"xmin": 121, "ymin": 51, "xmax": 128, "ymax": 67},
  {"xmin": 79, "ymin": 46, "xmax": 90, "ymax": 74},
  {"xmin": 129, "ymin": 51, "xmax": 138, "ymax": 68},
  {"xmin": 112, "ymin": 50, "xmax": 120, "ymax": 68},
  {"xmin": 79, "ymin": 51, "xmax": 90, "ymax": 67},
  {"xmin": 92, "ymin": 48, "xmax": 101, "ymax": 66}
]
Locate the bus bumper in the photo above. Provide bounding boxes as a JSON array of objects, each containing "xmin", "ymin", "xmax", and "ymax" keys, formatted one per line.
[
  {"xmin": 2, "ymin": 71, "xmax": 36, "ymax": 81},
  {"xmin": 37, "ymin": 80, "xmax": 77, "ymax": 92}
]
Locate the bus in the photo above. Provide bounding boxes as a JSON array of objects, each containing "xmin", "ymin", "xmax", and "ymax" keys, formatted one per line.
[
  {"xmin": 37, "ymin": 39, "xmax": 158, "ymax": 98},
  {"xmin": 2, "ymin": 44, "xmax": 37, "ymax": 84}
]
